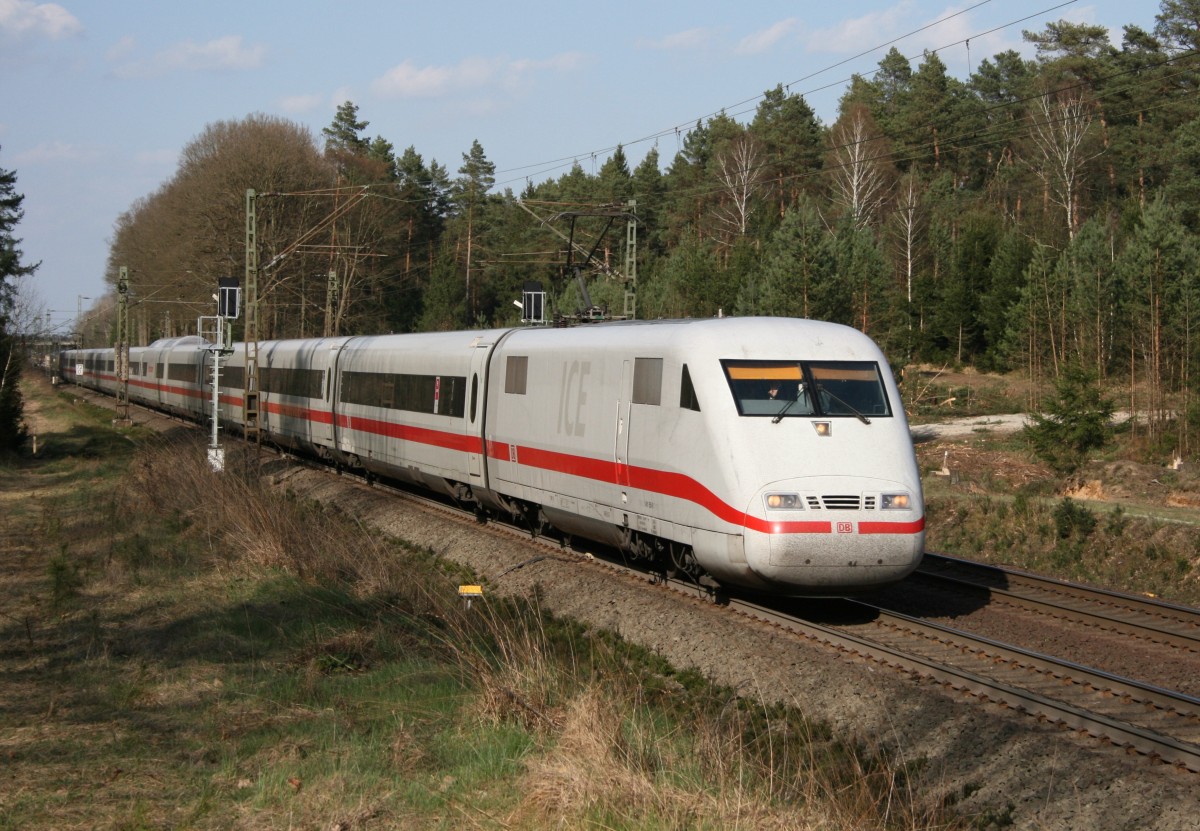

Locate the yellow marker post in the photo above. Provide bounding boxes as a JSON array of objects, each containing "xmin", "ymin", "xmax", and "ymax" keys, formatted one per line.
[{"xmin": 458, "ymin": 585, "xmax": 483, "ymax": 609}]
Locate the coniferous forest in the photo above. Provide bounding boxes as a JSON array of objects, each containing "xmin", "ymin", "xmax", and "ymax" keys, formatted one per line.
[{"xmin": 97, "ymin": 3, "xmax": 1200, "ymax": 453}]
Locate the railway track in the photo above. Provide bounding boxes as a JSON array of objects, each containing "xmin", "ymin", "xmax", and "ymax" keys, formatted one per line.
[
  {"xmin": 916, "ymin": 552, "xmax": 1200, "ymax": 655},
  {"xmin": 766, "ymin": 597, "xmax": 1200, "ymax": 773},
  {"xmin": 69, "ymin": 384, "xmax": 1200, "ymax": 773},
  {"xmin": 360, "ymin": 473, "xmax": 1200, "ymax": 774}
]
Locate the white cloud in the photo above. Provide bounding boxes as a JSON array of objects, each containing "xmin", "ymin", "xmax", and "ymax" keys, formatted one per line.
[
  {"xmin": 503, "ymin": 52, "xmax": 585, "ymax": 93},
  {"xmin": 14, "ymin": 140, "xmax": 100, "ymax": 165},
  {"xmin": 111, "ymin": 34, "xmax": 266, "ymax": 79},
  {"xmin": 105, "ymin": 34, "xmax": 136, "ymax": 62},
  {"xmin": 279, "ymin": 93, "xmax": 325, "ymax": 114},
  {"xmin": 637, "ymin": 27, "xmax": 716, "ymax": 51},
  {"xmin": 0, "ymin": 0, "xmax": 81, "ymax": 39},
  {"xmin": 371, "ymin": 53, "xmax": 581, "ymax": 99},
  {"xmin": 736, "ymin": 19, "xmax": 799, "ymax": 55},
  {"xmin": 798, "ymin": 3, "xmax": 1029, "ymax": 79},
  {"xmin": 372, "ymin": 57, "xmax": 495, "ymax": 97},
  {"xmin": 509, "ymin": 52, "xmax": 585, "ymax": 75},
  {"xmin": 804, "ymin": 5, "xmax": 913, "ymax": 54}
]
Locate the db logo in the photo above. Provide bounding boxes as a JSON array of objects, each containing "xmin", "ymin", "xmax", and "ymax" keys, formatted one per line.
[{"xmin": 836, "ymin": 521, "xmax": 854, "ymax": 534}]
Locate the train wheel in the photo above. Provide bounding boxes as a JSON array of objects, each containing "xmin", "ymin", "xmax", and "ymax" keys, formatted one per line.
[{"xmin": 668, "ymin": 543, "xmax": 700, "ymax": 582}]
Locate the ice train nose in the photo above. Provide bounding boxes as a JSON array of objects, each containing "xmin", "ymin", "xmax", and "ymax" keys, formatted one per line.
[{"xmin": 741, "ymin": 478, "xmax": 924, "ymax": 591}]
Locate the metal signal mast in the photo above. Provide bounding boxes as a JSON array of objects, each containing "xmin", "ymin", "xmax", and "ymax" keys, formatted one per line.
[{"xmin": 514, "ymin": 199, "xmax": 638, "ymax": 322}]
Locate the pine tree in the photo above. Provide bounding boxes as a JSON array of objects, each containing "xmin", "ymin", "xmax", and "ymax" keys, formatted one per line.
[
  {"xmin": 597, "ymin": 145, "xmax": 632, "ymax": 204},
  {"xmin": 745, "ymin": 195, "xmax": 834, "ymax": 319},
  {"xmin": 631, "ymin": 146, "xmax": 667, "ymax": 259},
  {"xmin": 1114, "ymin": 198, "xmax": 1200, "ymax": 442},
  {"xmin": 1024, "ymin": 365, "xmax": 1115, "ymax": 475},
  {"xmin": 1, "ymin": 150, "xmax": 38, "ymax": 452},
  {"xmin": 322, "ymin": 101, "xmax": 370, "ymax": 155},
  {"xmin": 454, "ymin": 140, "xmax": 496, "ymax": 324},
  {"xmin": 750, "ymin": 85, "xmax": 824, "ymax": 220}
]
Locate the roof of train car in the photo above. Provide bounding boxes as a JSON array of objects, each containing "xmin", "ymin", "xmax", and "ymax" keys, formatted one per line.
[
  {"xmin": 145, "ymin": 336, "xmax": 209, "ymax": 348},
  {"xmin": 113, "ymin": 317, "xmax": 878, "ymax": 358},
  {"xmin": 496, "ymin": 316, "xmax": 883, "ymax": 359}
]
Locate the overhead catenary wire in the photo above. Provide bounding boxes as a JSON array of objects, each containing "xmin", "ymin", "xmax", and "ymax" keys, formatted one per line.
[
  {"xmin": 258, "ymin": 0, "xmax": 1167, "ymax": 222},
  {"xmin": 491, "ymin": 0, "xmax": 1083, "ymax": 188}
]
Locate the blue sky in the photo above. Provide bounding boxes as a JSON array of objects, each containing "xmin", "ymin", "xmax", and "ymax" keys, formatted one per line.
[{"xmin": 1, "ymin": 0, "xmax": 1161, "ymax": 334}]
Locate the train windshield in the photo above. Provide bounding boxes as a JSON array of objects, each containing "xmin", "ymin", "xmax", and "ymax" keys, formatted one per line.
[{"xmin": 721, "ymin": 360, "xmax": 892, "ymax": 420}]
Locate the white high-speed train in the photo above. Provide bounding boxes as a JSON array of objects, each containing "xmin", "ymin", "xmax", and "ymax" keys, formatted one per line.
[{"xmin": 60, "ymin": 317, "xmax": 925, "ymax": 595}]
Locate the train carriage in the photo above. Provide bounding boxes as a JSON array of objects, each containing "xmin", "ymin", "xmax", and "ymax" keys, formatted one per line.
[
  {"xmin": 329, "ymin": 330, "xmax": 492, "ymax": 500},
  {"xmin": 142, "ymin": 336, "xmax": 208, "ymax": 418},
  {"xmin": 255, "ymin": 337, "xmax": 353, "ymax": 455},
  {"xmin": 60, "ymin": 316, "xmax": 925, "ymax": 597}
]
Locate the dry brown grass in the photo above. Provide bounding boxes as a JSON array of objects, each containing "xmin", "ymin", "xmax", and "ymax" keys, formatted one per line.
[
  {"xmin": 112, "ymin": 434, "xmax": 452, "ymax": 607},
  {"xmin": 439, "ymin": 597, "xmax": 958, "ymax": 831},
  {"xmin": 511, "ymin": 687, "xmax": 829, "ymax": 830}
]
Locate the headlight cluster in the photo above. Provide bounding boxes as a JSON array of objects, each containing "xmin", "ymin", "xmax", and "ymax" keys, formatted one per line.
[
  {"xmin": 764, "ymin": 492, "xmax": 914, "ymax": 510},
  {"xmin": 764, "ymin": 493, "xmax": 802, "ymax": 510}
]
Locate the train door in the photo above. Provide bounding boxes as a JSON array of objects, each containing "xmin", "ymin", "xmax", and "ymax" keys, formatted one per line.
[
  {"xmin": 464, "ymin": 342, "xmax": 490, "ymax": 486},
  {"xmin": 615, "ymin": 359, "xmax": 631, "ymax": 487},
  {"xmin": 330, "ymin": 341, "xmax": 349, "ymax": 455}
]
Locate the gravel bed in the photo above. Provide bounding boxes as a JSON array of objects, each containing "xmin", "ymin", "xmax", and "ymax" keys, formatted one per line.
[{"xmin": 270, "ymin": 463, "xmax": 1198, "ymax": 831}]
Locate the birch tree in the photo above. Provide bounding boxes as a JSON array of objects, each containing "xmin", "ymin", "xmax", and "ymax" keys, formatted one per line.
[
  {"xmin": 1028, "ymin": 89, "xmax": 1102, "ymax": 241},
  {"xmin": 712, "ymin": 133, "xmax": 766, "ymax": 240},
  {"xmin": 827, "ymin": 105, "xmax": 894, "ymax": 229}
]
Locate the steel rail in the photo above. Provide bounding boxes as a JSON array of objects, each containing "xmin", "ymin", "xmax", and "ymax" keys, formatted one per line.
[
  {"xmin": 723, "ymin": 593, "xmax": 1200, "ymax": 773},
  {"xmin": 918, "ymin": 552, "xmax": 1200, "ymax": 651}
]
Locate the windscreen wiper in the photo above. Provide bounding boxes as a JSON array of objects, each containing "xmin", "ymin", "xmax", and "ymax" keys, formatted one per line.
[
  {"xmin": 815, "ymin": 384, "xmax": 871, "ymax": 424},
  {"xmin": 771, "ymin": 382, "xmax": 803, "ymax": 424}
]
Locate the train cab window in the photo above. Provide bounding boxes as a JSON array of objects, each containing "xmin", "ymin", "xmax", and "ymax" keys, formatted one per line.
[
  {"xmin": 807, "ymin": 362, "xmax": 892, "ymax": 418},
  {"xmin": 721, "ymin": 360, "xmax": 891, "ymax": 419},
  {"xmin": 632, "ymin": 357, "xmax": 662, "ymax": 405},
  {"xmin": 505, "ymin": 356, "xmax": 528, "ymax": 394},
  {"xmin": 679, "ymin": 365, "xmax": 701, "ymax": 412}
]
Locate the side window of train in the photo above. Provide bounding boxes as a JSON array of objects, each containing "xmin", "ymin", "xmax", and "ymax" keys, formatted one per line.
[
  {"xmin": 168, "ymin": 362, "xmax": 199, "ymax": 384},
  {"xmin": 505, "ymin": 356, "xmax": 528, "ymax": 394},
  {"xmin": 632, "ymin": 357, "xmax": 662, "ymax": 406},
  {"xmin": 470, "ymin": 374, "xmax": 479, "ymax": 422},
  {"xmin": 679, "ymin": 364, "xmax": 701, "ymax": 412}
]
